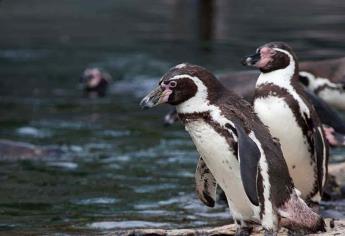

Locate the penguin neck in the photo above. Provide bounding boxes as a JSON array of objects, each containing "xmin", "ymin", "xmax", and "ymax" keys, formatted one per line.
[{"xmin": 257, "ymin": 58, "xmax": 299, "ymax": 89}]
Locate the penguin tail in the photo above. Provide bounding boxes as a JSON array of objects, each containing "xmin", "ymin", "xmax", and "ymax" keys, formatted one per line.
[{"xmin": 278, "ymin": 190, "xmax": 326, "ymax": 233}]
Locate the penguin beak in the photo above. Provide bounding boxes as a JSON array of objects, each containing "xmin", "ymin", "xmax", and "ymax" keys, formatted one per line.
[
  {"xmin": 241, "ymin": 52, "xmax": 261, "ymax": 66},
  {"xmin": 140, "ymin": 85, "xmax": 172, "ymax": 109}
]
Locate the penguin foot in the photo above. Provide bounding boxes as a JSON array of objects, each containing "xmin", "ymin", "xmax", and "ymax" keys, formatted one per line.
[{"xmin": 235, "ymin": 226, "xmax": 252, "ymax": 236}]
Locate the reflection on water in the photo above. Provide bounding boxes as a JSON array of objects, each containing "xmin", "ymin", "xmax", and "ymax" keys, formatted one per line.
[{"xmin": 0, "ymin": 0, "xmax": 345, "ymax": 234}]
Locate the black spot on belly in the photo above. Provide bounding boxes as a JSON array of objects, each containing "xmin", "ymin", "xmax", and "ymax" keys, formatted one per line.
[{"xmin": 292, "ymin": 165, "xmax": 296, "ymax": 169}]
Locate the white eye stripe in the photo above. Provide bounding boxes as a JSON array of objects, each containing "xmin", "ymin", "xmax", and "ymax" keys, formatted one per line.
[
  {"xmin": 273, "ymin": 48, "xmax": 292, "ymax": 58},
  {"xmin": 161, "ymin": 74, "xmax": 195, "ymax": 85},
  {"xmin": 168, "ymin": 74, "xmax": 198, "ymax": 81}
]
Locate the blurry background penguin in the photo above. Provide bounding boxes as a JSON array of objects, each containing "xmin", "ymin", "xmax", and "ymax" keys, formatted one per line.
[{"xmin": 80, "ymin": 67, "xmax": 112, "ymax": 98}]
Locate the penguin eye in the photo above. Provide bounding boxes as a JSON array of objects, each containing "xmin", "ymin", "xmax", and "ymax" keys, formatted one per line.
[{"xmin": 169, "ymin": 81, "xmax": 177, "ymax": 88}]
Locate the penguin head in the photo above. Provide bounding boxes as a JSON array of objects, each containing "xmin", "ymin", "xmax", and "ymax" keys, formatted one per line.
[
  {"xmin": 140, "ymin": 63, "xmax": 224, "ymax": 109},
  {"xmin": 242, "ymin": 42, "xmax": 298, "ymax": 73},
  {"xmin": 80, "ymin": 67, "xmax": 111, "ymax": 97}
]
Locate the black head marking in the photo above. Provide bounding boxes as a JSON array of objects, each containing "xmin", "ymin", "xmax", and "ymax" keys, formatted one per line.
[
  {"xmin": 160, "ymin": 63, "xmax": 225, "ymax": 104},
  {"xmin": 299, "ymin": 74, "xmax": 310, "ymax": 87},
  {"xmin": 243, "ymin": 42, "xmax": 298, "ymax": 74},
  {"xmin": 167, "ymin": 77, "xmax": 198, "ymax": 105},
  {"xmin": 259, "ymin": 42, "xmax": 296, "ymax": 73}
]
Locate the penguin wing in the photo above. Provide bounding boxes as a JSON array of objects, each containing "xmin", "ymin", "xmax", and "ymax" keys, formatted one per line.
[
  {"xmin": 313, "ymin": 126, "xmax": 327, "ymax": 193},
  {"xmin": 303, "ymin": 90, "xmax": 328, "ymax": 193},
  {"xmin": 195, "ymin": 156, "xmax": 217, "ymax": 207},
  {"xmin": 226, "ymin": 122, "xmax": 260, "ymax": 206}
]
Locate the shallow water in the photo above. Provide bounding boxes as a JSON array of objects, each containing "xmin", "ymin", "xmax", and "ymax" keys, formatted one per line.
[{"xmin": 0, "ymin": 0, "xmax": 345, "ymax": 234}]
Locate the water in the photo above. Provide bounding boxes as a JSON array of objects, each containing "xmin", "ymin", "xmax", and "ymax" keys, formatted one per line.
[{"xmin": 0, "ymin": 0, "xmax": 345, "ymax": 234}]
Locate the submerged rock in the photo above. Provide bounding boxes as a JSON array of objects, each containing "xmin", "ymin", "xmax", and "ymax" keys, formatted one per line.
[{"xmin": 0, "ymin": 139, "xmax": 64, "ymax": 160}]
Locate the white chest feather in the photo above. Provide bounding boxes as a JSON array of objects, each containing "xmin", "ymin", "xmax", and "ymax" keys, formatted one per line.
[
  {"xmin": 185, "ymin": 120, "xmax": 258, "ymax": 220},
  {"xmin": 257, "ymin": 74, "xmax": 310, "ymax": 118},
  {"xmin": 254, "ymin": 96, "xmax": 315, "ymax": 199}
]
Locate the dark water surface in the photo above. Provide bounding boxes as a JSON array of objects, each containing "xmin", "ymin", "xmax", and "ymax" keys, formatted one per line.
[{"xmin": 0, "ymin": 0, "xmax": 345, "ymax": 234}]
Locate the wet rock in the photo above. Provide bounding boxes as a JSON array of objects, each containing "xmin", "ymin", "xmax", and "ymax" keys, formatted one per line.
[
  {"xmin": 329, "ymin": 162, "xmax": 345, "ymax": 183},
  {"xmin": 0, "ymin": 139, "xmax": 64, "ymax": 160}
]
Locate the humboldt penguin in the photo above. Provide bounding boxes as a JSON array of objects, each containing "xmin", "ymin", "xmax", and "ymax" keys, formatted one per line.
[
  {"xmin": 80, "ymin": 67, "xmax": 111, "ymax": 97},
  {"xmin": 299, "ymin": 69, "xmax": 345, "ymax": 111},
  {"xmin": 242, "ymin": 42, "xmax": 329, "ymax": 209},
  {"xmin": 140, "ymin": 63, "xmax": 325, "ymax": 235}
]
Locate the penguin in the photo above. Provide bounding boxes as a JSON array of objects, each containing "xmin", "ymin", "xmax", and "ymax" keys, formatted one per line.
[
  {"xmin": 299, "ymin": 70, "xmax": 345, "ymax": 110},
  {"xmin": 80, "ymin": 67, "xmax": 111, "ymax": 97},
  {"xmin": 242, "ymin": 42, "xmax": 329, "ymax": 210},
  {"xmin": 140, "ymin": 63, "xmax": 325, "ymax": 235}
]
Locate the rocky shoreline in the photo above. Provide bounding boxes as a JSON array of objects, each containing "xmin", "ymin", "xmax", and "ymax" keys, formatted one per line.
[{"xmin": 112, "ymin": 218, "xmax": 344, "ymax": 236}]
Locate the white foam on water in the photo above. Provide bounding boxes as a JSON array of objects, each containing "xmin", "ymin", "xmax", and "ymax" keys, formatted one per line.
[
  {"xmin": 88, "ymin": 220, "xmax": 169, "ymax": 229},
  {"xmin": 75, "ymin": 197, "xmax": 118, "ymax": 205},
  {"xmin": 16, "ymin": 127, "xmax": 51, "ymax": 138},
  {"xmin": 47, "ymin": 162, "xmax": 78, "ymax": 169}
]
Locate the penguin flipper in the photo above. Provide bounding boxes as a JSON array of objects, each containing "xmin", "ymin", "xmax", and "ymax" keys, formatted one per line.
[
  {"xmin": 195, "ymin": 156, "xmax": 217, "ymax": 207},
  {"xmin": 227, "ymin": 122, "xmax": 260, "ymax": 206},
  {"xmin": 314, "ymin": 127, "xmax": 327, "ymax": 193}
]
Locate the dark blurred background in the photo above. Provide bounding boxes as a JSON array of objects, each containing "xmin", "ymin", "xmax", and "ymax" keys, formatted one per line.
[{"xmin": 0, "ymin": 0, "xmax": 345, "ymax": 234}]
